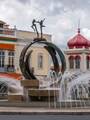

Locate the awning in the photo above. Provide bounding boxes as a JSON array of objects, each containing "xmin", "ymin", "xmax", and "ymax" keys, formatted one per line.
[{"xmin": 0, "ymin": 43, "xmax": 15, "ymax": 50}]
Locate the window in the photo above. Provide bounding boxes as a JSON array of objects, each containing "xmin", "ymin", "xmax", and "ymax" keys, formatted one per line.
[
  {"xmin": 0, "ymin": 51, "xmax": 5, "ymax": 67},
  {"xmin": 0, "ymin": 24, "xmax": 3, "ymax": 28},
  {"xmin": 69, "ymin": 56, "xmax": 74, "ymax": 69},
  {"xmin": 8, "ymin": 51, "xmax": 14, "ymax": 69},
  {"xmin": 37, "ymin": 53, "xmax": 43, "ymax": 69},
  {"xmin": 0, "ymin": 24, "xmax": 3, "ymax": 34},
  {"xmin": 75, "ymin": 56, "xmax": 80, "ymax": 69},
  {"xmin": 86, "ymin": 56, "xmax": 89, "ymax": 69}
]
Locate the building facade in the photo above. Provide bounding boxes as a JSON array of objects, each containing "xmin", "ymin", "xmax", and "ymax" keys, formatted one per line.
[
  {"xmin": 0, "ymin": 20, "xmax": 51, "ymax": 77},
  {"xmin": 64, "ymin": 28, "xmax": 90, "ymax": 72}
]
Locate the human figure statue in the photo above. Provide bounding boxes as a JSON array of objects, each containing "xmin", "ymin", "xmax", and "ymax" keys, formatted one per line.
[
  {"xmin": 31, "ymin": 19, "xmax": 39, "ymax": 37},
  {"xmin": 39, "ymin": 18, "xmax": 45, "ymax": 39},
  {"xmin": 31, "ymin": 19, "xmax": 45, "ymax": 39}
]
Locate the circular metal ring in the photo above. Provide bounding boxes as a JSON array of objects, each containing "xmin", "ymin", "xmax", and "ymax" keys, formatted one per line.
[{"xmin": 19, "ymin": 39, "xmax": 66, "ymax": 80}]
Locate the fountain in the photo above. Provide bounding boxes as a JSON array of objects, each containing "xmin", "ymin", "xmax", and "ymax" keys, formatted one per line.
[
  {"xmin": 0, "ymin": 19, "xmax": 90, "ymax": 110},
  {"xmin": 59, "ymin": 71, "xmax": 90, "ymax": 108},
  {"xmin": 0, "ymin": 76, "xmax": 23, "ymax": 101},
  {"xmin": 18, "ymin": 19, "xmax": 66, "ymax": 106}
]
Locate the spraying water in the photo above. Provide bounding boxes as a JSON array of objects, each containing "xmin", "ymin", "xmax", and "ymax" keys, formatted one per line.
[
  {"xmin": 59, "ymin": 71, "xmax": 90, "ymax": 106},
  {"xmin": 0, "ymin": 76, "xmax": 23, "ymax": 96}
]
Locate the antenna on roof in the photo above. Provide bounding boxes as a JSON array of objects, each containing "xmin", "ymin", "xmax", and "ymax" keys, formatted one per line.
[{"xmin": 78, "ymin": 19, "xmax": 80, "ymax": 34}]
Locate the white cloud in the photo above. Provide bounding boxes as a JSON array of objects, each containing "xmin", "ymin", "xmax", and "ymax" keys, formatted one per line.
[
  {"xmin": 82, "ymin": 28, "xmax": 90, "ymax": 39},
  {"xmin": 0, "ymin": 0, "xmax": 90, "ymax": 48}
]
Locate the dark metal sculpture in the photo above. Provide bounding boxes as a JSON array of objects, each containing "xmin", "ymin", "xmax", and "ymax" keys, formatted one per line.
[
  {"xmin": 19, "ymin": 19, "xmax": 66, "ymax": 80},
  {"xmin": 39, "ymin": 19, "xmax": 45, "ymax": 39},
  {"xmin": 31, "ymin": 19, "xmax": 39, "ymax": 38},
  {"xmin": 31, "ymin": 18, "xmax": 45, "ymax": 39}
]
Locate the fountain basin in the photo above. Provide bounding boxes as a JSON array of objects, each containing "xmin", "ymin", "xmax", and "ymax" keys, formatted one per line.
[
  {"xmin": 21, "ymin": 80, "xmax": 39, "ymax": 88},
  {"xmin": 8, "ymin": 94, "xmax": 24, "ymax": 102}
]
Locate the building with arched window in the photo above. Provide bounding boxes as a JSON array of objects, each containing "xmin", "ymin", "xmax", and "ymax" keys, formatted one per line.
[
  {"xmin": 65, "ymin": 28, "xmax": 90, "ymax": 72},
  {"xmin": 0, "ymin": 20, "xmax": 51, "ymax": 79},
  {"xmin": 68, "ymin": 56, "xmax": 74, "ymax": 69}
]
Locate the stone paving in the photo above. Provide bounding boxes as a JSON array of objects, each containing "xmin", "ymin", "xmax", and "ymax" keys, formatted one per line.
[{"xmin": 0, "ymin": 107, "xmax": 90, "ymax": 115}]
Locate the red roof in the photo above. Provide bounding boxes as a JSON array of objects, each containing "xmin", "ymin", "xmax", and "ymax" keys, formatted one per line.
[{"xmin": 68, "ymin": 28, "xmax": 90, "ymax": 48}]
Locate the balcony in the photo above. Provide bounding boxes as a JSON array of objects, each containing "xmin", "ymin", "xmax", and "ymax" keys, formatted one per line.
[
  {"xmin": 0, "ymin": 28, "xmax": 16, "ymax": 38},
  {"xmin": 0, "ymin": 65, "xmax": 15, "ymax": 72}
]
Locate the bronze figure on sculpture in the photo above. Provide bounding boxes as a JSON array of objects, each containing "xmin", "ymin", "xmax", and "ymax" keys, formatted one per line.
[{"xmin": 31, "ymin": 18, "xmax": 45, "ymax": 39}]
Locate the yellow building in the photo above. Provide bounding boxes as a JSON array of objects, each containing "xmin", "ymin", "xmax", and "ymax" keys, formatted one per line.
[{"xmin": 0, "ymin": 20, "xmax": 51, "ymax": 78}]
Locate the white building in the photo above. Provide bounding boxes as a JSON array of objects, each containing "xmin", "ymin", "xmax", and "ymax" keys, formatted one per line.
[{"xmin": 64, "ymin": 28, "xmax": 90, "ymax": 72}]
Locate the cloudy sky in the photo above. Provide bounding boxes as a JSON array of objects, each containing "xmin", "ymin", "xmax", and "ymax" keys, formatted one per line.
[{"xmin": 0, "ymin": 0, "xmax": 90, "ymax": 48}]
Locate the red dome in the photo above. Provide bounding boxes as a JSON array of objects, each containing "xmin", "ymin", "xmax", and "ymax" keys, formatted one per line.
[{"xmin": 68, "ymin": 29, "xmax": 89, "ymax": 48}]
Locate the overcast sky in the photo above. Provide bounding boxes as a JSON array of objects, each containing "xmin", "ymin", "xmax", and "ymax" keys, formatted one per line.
[{"xmin": 0, "ymin": 0, "xmax": 90, "ymax": 48}]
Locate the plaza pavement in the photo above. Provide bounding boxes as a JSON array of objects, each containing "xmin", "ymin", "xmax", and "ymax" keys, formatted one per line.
[{"xmin": 0, "ymin": 107, "xmax": 90, "ymax": 115}]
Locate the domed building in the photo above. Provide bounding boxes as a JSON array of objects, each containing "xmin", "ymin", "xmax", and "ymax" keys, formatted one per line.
[
  {"xmin": 61, "ymin": 28, "xmax": 90, "ymax": 101},
  {"xmin": 64, "ymin": 28, "xmax": 90, "ymax": 72}
]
